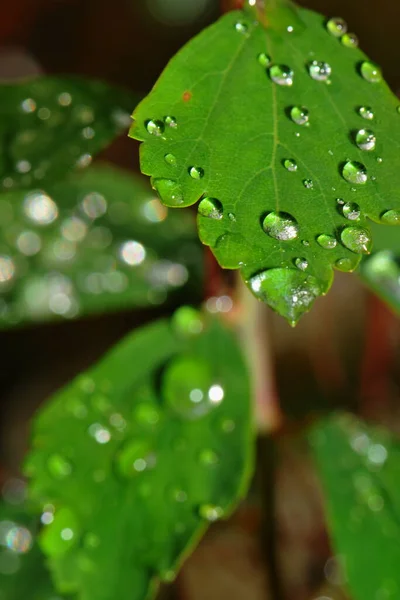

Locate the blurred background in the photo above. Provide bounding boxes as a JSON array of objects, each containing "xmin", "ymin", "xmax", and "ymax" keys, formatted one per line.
[{"xmin": 0, "ymin": 1, "xmax": 399, "ymax": 599}]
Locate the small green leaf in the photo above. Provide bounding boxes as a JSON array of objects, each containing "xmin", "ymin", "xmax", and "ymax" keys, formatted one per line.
[
  {"xmin": 0, "ymin": 76, "xmax": 134, "ymax": 189},
  {"xmin": 26, "ymin": 311, "xmax": 253, "ymax": 600},
  {"xmin": 0, "ymin": 164, "xmax": 202, "ymax": 327},
  {"xmin": 130, "ymin": 5, "xmax": 400, "ymax": 324},
  {"xmin": 309, "ymin": 413, "xmax": 400, "ymax": 600}
]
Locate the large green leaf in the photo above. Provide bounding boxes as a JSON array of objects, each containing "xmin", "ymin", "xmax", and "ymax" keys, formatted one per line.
[
  {"xmin": 26, "ymin": 310, "xmax": 253, "ymax": 600},
  {"xmin": 130, "ymin": 3, "xmax": 400, "ymax": 324},
  {"xmin": 0, "ymin": 76, "xmax": 134, "ymax": 190},
  {"xmin": 0, "ymin": 164, "xmax": 202, "ymax": 327},
  {"xmin": 309, "ymin": 413, "xmax": 400, "ymax": 600}
]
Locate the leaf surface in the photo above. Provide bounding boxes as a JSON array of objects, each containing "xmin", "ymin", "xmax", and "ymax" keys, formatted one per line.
[
  {"xmin": 0, "ymin": 164, "xmax": 202, "ymax": 327},
  {"xmin": 130, "ymin": 5, "xmax": 400, "ymax": 324},
  {"xmin": 309, "ymin": 413, "xmax": 400, "ymax": 600},
  {"xmin": 26, "ymin": 311, "xmax": 253, "ymax": 600}
]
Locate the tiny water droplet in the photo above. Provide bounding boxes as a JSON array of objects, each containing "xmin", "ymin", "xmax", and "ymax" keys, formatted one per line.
[
  {"xmin": 47, "ymin": 454, "xmax": 72, "ymax": 480},
  {"xmin": 146, "ymin": 120, "xmax": 164, "ymax": 136},
  {"xmin": 199, "ymin": 504, "xmax": 224, "ymax": 522},
  {"xmin": 295, "ymin": 257, "xmax": 309, "ymax": 271},
  {"xmin": 164, "ymin": 116, "xmax": 177, "ymax": 128},
  {"xmin": 284, "ymin": 158, "xmax": 297, "ymax": 172},
  {"xmin": 228, "ymin": 212, "xmax": 236, "ymax": 221},
  {"xmin": 290, "ymin": 106, "xmax": 309, "ymax": 125},
  {"xmin": 360, "ymin": 61, "xmax": 382, "ymax": 83},
  {"xmin": 358, "ymin": 106, "xmax": 374, "ymax": 120},
  {"xmin": 116, "ymin": 440, "xmax": 154, "ymax": 478},
  {"xmin": 342, "ymin": 161, "xmax": 368, "ymax": 184},
  {"xmin": 152, "ymin": 179, "xmax": 183, "ymax": 207},
  {"xmin": 302, "ymin": 240, "xmax": 310, "ymax": 247},
  {"xmin": 235, "ymin": 21, "xmax": 248, "ymax": 34},
  {"xmin": 262, "ymin": 212, "xmax": 299, "ymax": 241},
  {"xmin": 376, "ymin": 156, "xmax": 383, "ymax": 164},
  {"xmin": 341, "ymin": 226, "xmax": 372, "ymax": 254},
  {"xmin": 198, "ymin": 197, "xmax": 223, "ymax": 220},
  {"xmin": 355, "ymin": 129, "xmax": 376, "ymax": 151},
  {"xmin": 341, "ymin": 33, "xmax": 359, "ymax": 48},
  {"xmin": 172, "ymin": 306, "xmax": 204, "ymax": 337},
  {"xmin": 199, "ymin": 449, "xmax": 219, "ymax": 466},
  {"xmin": 309, "ymin": 61, "xmax": 332, "ymax": 82},
  {"xmin": 164, "ymin": 153, "xmax": 177, "ymax": 166},
  {"xmin": 335, "ymin": 258, "xmax": 354, "ymax": 272},
  {"xmin": 189, "ymin": 166, "xmax": 204, "ymax": 180},
  {"xmin": 381, "ymin": 209, "xmax": 400, "ymax": 225},
  {"xmin": 160, "ymin": 570, "xmax": 177, "ymax": 583},
  {"xmin": 258, "ymin": 53, "xmax": 271, "ymax": 67},
  {"xmin": 343, "ymin": 202, "xmax": 361, "ymax": 220},
  {"xmin": 317, "ymin": 234, "xmax": 337, "ymax": 249},
  {"xmin": 269, "ymin": 65, "xmax": 294, "ymax": 86},
  {"xmin": 303, "ymin": 179, "xmax": 313, "ymax": 189},
  {"xmin": 326, "ymin": 17, "xmax": 347, "ymax": 37}
]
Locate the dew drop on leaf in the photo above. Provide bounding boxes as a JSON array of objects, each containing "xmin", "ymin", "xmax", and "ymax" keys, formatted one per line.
[
  {"xmin": 360, "ymin": 61, "xmax": 382, "ymax": 83},
  {"xmin": 335, "ymin": 257, "xmax": 355, "ymax": 272},
  {"xmin": 317, "ymin": 234, "xmax": 337, "ymax": 249},
  {"xmin": 199, "ymin": 504, "xmax": 224, "ymax": 522},
  {"xmin": 358, "ymin": 106, "xmax": 374, "ymax": 120},
  {"xmin": 269, "ymin": 65, "xmax": 294, "ymax": 86},
  {"xmin": 164, "ymin": 116, "xmax": 177, "ymax": 128},
  {"xmin": 355, "ymin": 129, "xmax": 376, "ymax": 151},
  {"xmin": 152, "ymin": 179, "xmax": 184, "ymax": 207},
  {"xmin": 189, "ymin": 167, "xmax": 204, "ymax": 180},
  {"xmin": 257, "ymin": 53, "xmax": 271, "ymax": 67},
  {"xmin": 290, "ymin": 106, "xmax": 309, "ymax": 125},
  {"xmin": 46, "ymin": 454, "xmax": 73, "ymax": 480},
  {"xmin": 284, "ymin": 158, "xmax": 298, "ymax": 172},
  {"xmin": 171, "ymin": 306, "xmax": 204, "ymax": 337},
  {"xmin": 198, "ymin": 197, "xmax": 223, "ymax": 220},
  {"xmin": 146, "ymin": 120, "xmax": 165, "ymax": 136},
  {"xmin": 235, "ymin": 21, "xmax": 248, "ymax": 34},
  {"xmin": 39, "ymin": 507, "xmax": 80, "ymax": 558},
  {"xmin": 326, "ymin": 17, "xmax": 348, "ymax": 37},
  {"xmin": 116, "ymin": 440, "xmax": 154, "ymax": 478},
  {"xmin": 164, "ymin": 153, "xmax": 177, "ymax": 166},
  {"xmin": 380, "ymin": 209, "xmax": 400, "ymax": 225},
  {"xmin": 308, "ymin": 61, "xmax": 332, "ymax": 81},
  {"xmin": 199, "ymin": 449, "xmax": 219, "ymax": 467},
  {"xmin": 341, "ymin": 226, "xmax": 372, "ymax": 254},
  {"xmin": 262, "ymin": 212, "xmax": 299, "ymax": 241},
  {"xmin": 342, "ymin": 161, "xmax": 368, "ymax": 184},
  {"xmin": 341, "ymin": 33, "xmax": 359, "ymax": 48},
  {"xmin": 295, "ymin": 257, "xmax": 309, "ymax": 271},
  {"xmin": 342, "ymin": 202, "xmax": 361, "ymax": 220},
  {"xmin": 303, "ymin": 179, "xmax": 314, "ymax": 189}
]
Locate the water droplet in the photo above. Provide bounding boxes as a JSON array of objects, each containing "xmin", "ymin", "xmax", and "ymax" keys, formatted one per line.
[
  {"xmin": 284, "ymin": 158, "xmax": 297, "ymax": 172},
  {"xmin": 342, "ymin": 202, "xmax": 361, "ymax": 220},
  {"xmin": 341, "ymin": 33, "xmax": 359, "ymax": 48},
  {"xmin": 199, "ymin": 449, "xmax": 219, "ymax": 467},
  {"xmin": 199, "ymin": 504, "xmax": 224, "ymax": 522},
  {"xmin": 189, "ymin": 166, "xmax": 204, "ymax": 180},
  {"xmin": 355, "ymin": 129, "xmax": 376, "ymax": 151},
  {"xmin": 358, "ymin": 106, "xmax": 374, "ymax": 120},
  {"xmin": 198, "ymin": 197, "xmax": 223, "ymax": 220},
  {"xmin": 308, "ymin": 61, "xmax": 332, "ymax": 82},
  {"xmin": 88, "ymin": 423, "xmax": 112, "ymax": 444},
  {"xmin": 163, "ymin": 356, "xmax": 223, "ymax": 420},
  {"xmin": 317, "ymin": 234, "xmax": 337, "ymax": 250},
  {"xmin": 0, "ymin": 256, "xmax": 15, "ymax": 284},
  {"xmin": 47, "ymin": 454, "xmax": 72, "ymax": 480},
  {"xmin": 164, "ymin": 116, "xmax": 177, "ymax": 128},
  {"xmin": 146, "ymin": 119, "xmax": 165, "ymax": 136},
  {"xmin": 381, "ymin": 209, "xmax": 400, "ymax": 225},
  {"xmin": 235, "ymin": 21, "xmax": 248, "ymax": 33},
  {"xmin": 377, "ymin": 157, "xmax": 383, "ymax": 164},
  {"xmin": 116, "ymin": 439, "xmax": 154, "ymax": 478},
  {"xmin": 5, "ymin": 526, "xmax": 32, "ymax": 554},
  {"xmin": 360, "ymin": 61, "xmax": 382, "ymax": 83},
  {"xmin": 160, "ymin": 570, "xmax": 177, "ymax": 583},
  {"xmin": 81, "ymin": 192, "xmax": 107, "ymax": 219},
  {"xmin": 341, "ymin": 226, "xmax": 372, "ymax": 254},
  {"xmin": 172, "ymin": 306, "xmax": 204, "ymax": 337},
  {"xmin": 269, "ymin": 65, "xmax": 294, "ymax": 86},
  {"xmin": 164, "ymin": 153, "xmax": 177, "ymax": 166},
  {"xmin": 326, "ymin": 17, "xmax": 347, "ymax": 37},
  {"xmin": 302, "ymin": 240, "xmax": 310, "ymax": 247},
  {"xmin": 303, "ymin": 179, "xmax": 313, "ymax": 189},
  {"xmin": 335, "ymin": 258, "xmax": 354, "ymax": 272},
  {"xmin": 152, "ymin": 179, "xmax": 184, "ymax": 207},
  {"xmin": 133, "ymin": 403, "xmax": 161, "ymax": 427},
  {"xmin": 342, "ymin": 161, "xmax": 368, "ymax": 184},
  {"xmin": 295, "ymin": 257, "xmax": 308, "ymax": 271},
  {"xmin": 290, "ymin": 106, "xmax": 309, "ymax": 125},
  {"xmin": 21, "ymin": 98, "xmax": 37, "ymax": 113},
  {"xmin": 119, "ymin": 240, "xmax": 146, "ymax": 266},
  {"xmin": 258, "ymin": 53, "xmax": 271, "ymax": 67},
  {"xmin": 24, "ymin": 191, "xmax": 58, "ymax": 225},
  {"xmin": 262, "ymin": 212, "xmax": 299, "ymax": 241},
  {"xmin": 39, "ymin": 507, "xmax": 79, "ymax": 557}
]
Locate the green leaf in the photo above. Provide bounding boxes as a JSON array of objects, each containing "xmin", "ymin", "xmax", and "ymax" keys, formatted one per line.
[
  {"xmin": 26, "ymin": 311, "xmax": 253, "ymax": 600},
  {"xmin": 309, "ymin": 412, "xmax": 400, "ymax": 600},
  {"xmin": 0, "ymin": 76, "xmax": 134, "ymax": 190},
  {"xmin": 0, "ymin": 164, "xmax": 202, "ymax": 327},
  {"xmin": 130, "ymin": 5, "xmax": 400, "ymax": 324}
]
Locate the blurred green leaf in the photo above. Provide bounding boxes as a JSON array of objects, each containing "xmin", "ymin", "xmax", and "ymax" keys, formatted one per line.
[
  {"xmin": 309, "ymin": 412, "xmax": 400, "ymax": 600},
  {"xmin": 0, "ymin": 164, "xmax": 202, "ymax": 327},
  {"xmin": 26, "ymin": 311, "xmax": 253, "ymax": 600},
  {"xmin": 130, "ymin": 5, "xmax": 400, "ymax": 324},
  {"xmin": 0, "ymin": 76, "xmax": 134, "ymax": 190}
]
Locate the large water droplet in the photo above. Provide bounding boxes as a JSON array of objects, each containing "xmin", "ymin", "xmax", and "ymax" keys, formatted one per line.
[
  {"xmin": 199, "ymin": 504, "xmax": 224, "ymax": 522},
  {"xmin": 152, "ymin": 179, "xmax": 184, "ymax": 207},
  {"xmin": 341, "ymin": 226, "xmax": 372, "ymax": 254},
  {"xmin": 358, "ymin": 106, "xmax": 374, "ymax": 120},
  {"xmin": 317, "ymin": 234, "xmax": 337, "ymax": 250},
  {"xmin": 381, "ymin": 209, "xmax": 400, "ymax": 225},
  {"xmin": 39, "ymin": 507, "xmax": 80, "ymax": 557},
  {"xmin": 47, "ymin": 454, "xmax": 72, "ymax": 480},
  {"xmin": 262, "ymin": 212, "xmax": 299, "ymax": 241},
  {"xmin": 189, "ymin": 167, "xmax": 204, "ymax": 180},
  {"xmin": 326, "ymin": 17, "xmax": 347, "ymax": 37},
  {"xmin": 269, "ymin": 65, "xmax": 294, "ymax": 86},
  {"xmin": 341, "ymin": 33, "xmax": 359, "ymax": 48},
  {"xmin": 172, "ymin": 306, "xmax": 204, "ymax": 337},
  {"xmin": 342, "ymin": 161, "xmax": 368, "ymax": 184},
  {"xmin": 258, "ymin": 53, "xmax": 271, "ymax": 67},
  {"xmin": 342, "ymin": 202, "xmax": 361, "ymax": 220},
  {"xmin": 295, "ymin": 257, "xmax": 308, "ymax": 271},
  {"xmin": 290, "ymin": 106, "xmax": 309, "ymax": 125},
  {"xmin": 360, "ymin": 61, "xmax": 382, "ymax": 83},
  {"xmin": 284, "ymin": 158, "xmax": 297, "ymax": 172},
  {"xmin": 198, "ymin": 197, "xmax": 223, "ymax": 220},
  {"xmin": 309, "ymin": 61, "xmax": 332, "ymax": 81},
  {"xmin": 163, "ymin": 356, "xmax": 223, "ymax": 420},
  {"xmin": 355, "ymin": 129, "xmax": 376, "ymax": 151},
  {"xmin": 116, "ymin": 440, "xmax": 154, "ymax": 478},
  {"xmin": 146, "ymin": 120, "xmax": 165, "ymax": 136}
]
